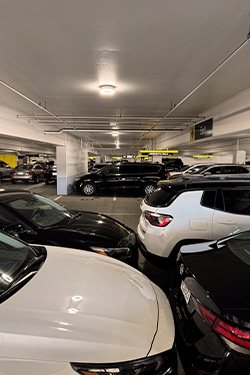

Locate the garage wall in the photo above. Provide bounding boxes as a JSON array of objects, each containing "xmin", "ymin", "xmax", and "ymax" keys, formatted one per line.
[
  {"xmin": 155, "ymin": 87, "xmax": 250, "ymax": 155},
  {"xmin": 0, "ymin": 104, "xmax": 65, "ymax": 149}
]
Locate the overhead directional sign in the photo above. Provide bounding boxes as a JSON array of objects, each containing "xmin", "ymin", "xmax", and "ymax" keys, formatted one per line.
[{"xmin": 190, "ymin": 118, "xmax": 213, "ymax": 141}]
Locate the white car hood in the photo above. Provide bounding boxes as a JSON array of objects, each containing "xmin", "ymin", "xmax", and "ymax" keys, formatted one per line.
[{"xmin": 0, "ymin": 246, "xmax": 173, "ymax": 364}]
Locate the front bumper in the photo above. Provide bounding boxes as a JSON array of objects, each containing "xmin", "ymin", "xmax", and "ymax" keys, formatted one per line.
[{"xmin": 71, "ymin": 349, "xmax": 177, "ymax": 374}]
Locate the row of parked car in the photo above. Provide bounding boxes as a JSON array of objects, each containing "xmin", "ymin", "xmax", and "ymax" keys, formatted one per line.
[
  {"xmin": 73, "ymin": 161, "xmax": 250, "ymax": 196},
  {"xmin": 1, "ymin": 161, "xmax": 250, "ymax": 374},
  {"xmin": 1, "ymin": 172, "xmax": 250, "ymax": 374},
  {"xmin": 0, "ymin": 162, "xmax": 58, "ymax": 184},
  {"xmin": 0, "ymin": 188, "xmax": 176, "ymax": 374},
  {"xmin": 137, "ymin": 176, "xmax": 250, "ymax": 374}
]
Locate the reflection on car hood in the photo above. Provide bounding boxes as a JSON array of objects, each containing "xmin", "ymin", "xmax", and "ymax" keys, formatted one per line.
[
  {"xmin": 0, "ymin": 246, "xmax": 161, "ymax": 363},
  {"xmin": 66, "ymin": 211, "xmax": 135, "ymax": 244}
]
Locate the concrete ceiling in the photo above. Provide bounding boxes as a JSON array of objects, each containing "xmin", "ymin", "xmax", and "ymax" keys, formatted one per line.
[{"xmin": 1, "ymin": 0, "xmax": 250, "ymax": 155}]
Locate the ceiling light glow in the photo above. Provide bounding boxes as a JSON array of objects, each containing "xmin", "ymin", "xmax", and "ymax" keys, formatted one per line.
[{"xmin": 99, "ymin": 85, "xmax": 116, "ymax": 95}]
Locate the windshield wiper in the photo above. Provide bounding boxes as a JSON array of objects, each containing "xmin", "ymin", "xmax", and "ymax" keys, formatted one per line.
[{"xmin": 68, "ymin": 211, "xmax": 82, "ymax": 224}]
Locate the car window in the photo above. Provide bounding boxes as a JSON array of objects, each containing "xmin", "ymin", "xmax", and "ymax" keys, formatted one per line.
[
  {"xmin": 3, "ymin": 194, "xmax": 73, "ymax": 227},
  {"xmin": 201, "ymin": 190, "xmax": 216, "ymax": 209},
  {"xmin": 222, "ymin": 189, "xmax": 250, "ymax": 215},
  {"xmin": 238, "ymin": 166, "xmax": 249, "ymax": 173},
  {"xmin": 0, "ymin": 208, "xmax": 19, "ymax": 228},
  {"xmin": 221, "ymin": 231, "xmax": 250, "ymax": 266},
  {"xmin": 187, "ymin": 165, "xmax": 209, "ymax": 174},
  {"xmin": 141, "ymin": 165, "xmax": 160, "ymax": 174},
  {"xmin": 0, "ymin": 232, "xmax": 37, "ymax": 293},
  {"xmin": 121, "ymin": 164, "xmax": 141, "ymax": 174},
  {"xmin": 101, "ymin": 166, "xmax": 121, "ymax": 175},
  {"xmin": 145, "ymin": 187, "xmax": 177, "ymax": 206},
  {"xmin": 206, "ymin": 166, "xmax": 223, "ymax": 174},
  {"xmin": 222, "ymin": 166, "xmax": 237, "ymax": 174}
]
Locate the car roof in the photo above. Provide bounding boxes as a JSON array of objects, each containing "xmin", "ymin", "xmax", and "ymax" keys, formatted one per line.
[
  {"xmin": 159, "ymin": 177, "xmax": 250, "ymax": 192},
  {"xmin": 0, "ymin": 189, "xmax": 33, "ymax": 199}
]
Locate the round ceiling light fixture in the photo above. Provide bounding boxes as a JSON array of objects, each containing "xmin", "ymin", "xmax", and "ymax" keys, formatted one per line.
[{"xmin": 99, "ymin": 84, "xmax": 116, "ymax": 95}]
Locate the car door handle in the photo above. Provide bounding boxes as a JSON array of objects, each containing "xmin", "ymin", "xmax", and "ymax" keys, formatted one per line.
[{"xmin": 218, "ymin": 220, "xmax": 238, "ymax": 225}]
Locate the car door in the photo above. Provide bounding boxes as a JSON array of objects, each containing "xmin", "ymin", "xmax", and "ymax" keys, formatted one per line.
[
  {"xmin": 119, "ymin": 164, "xmax": 141, "ymax": 189},
  {"xmin": 99, "ymin": 165, "xmax": 122, "ymax": 190},
  {"xmin": 212, "ymin": 188, "xmax": 250, "ymax": 240}
]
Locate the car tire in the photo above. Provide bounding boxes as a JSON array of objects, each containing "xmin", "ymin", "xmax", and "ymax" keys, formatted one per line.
[
  {"xmin": 81, "ymin": 182, "xmax": 96, "ymax": 196},
  {"xmin": 11, "ymin": 179, "xmax": 16, "ymax": 184},
  {"xmin": 45, "ymin": 180, "xmax": 50, "ymax": 185},
  {"xmin": 143, "ymin": 182, "xmax": 156, "ymax": 196}
]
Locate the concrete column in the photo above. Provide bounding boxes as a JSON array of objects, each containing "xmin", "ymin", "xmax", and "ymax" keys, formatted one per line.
[
  {"xmin": 232, "ymin": 140, "xmax": 246, "ymax": 164},
  {"xmin": 56, "ymin": 135, "xmax": 88, "ymax": 195}
]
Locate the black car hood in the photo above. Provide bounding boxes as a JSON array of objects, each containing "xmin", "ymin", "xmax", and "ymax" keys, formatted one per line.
[
  {"xmin": 181, "ymin": 243, "xmax": 250, "ymax": 322},
  {"xmin": 62, "ymin": 211, "xmax": 135, "ymax": 246}
]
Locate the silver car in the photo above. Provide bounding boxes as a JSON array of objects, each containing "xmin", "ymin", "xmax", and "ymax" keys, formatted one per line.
[
  {"xmin": 11, "ymin": 163, "xmax": 44, "ymax": 183},
  {"xmin": 0, "ymin": 161, "xmax": 13, "ymax": 179}
]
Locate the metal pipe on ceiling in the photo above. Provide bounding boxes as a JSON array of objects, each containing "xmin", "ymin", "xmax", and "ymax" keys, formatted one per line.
[
  {"xmin": 34, "ymin": 119, "xmax": 193, "ymax": 124},
  {"xmin": 44, "ymin": 128, "xmax": 183, "ymax": 134},
  {"xmin": 134, "ymin": 36, "xmax": 250, "ymax": 145},
  {"xmin": 17, "ymin": 115, "xmax": 204, "ymax": 120},
  {"xmin": 0, "ymin": 79, "xmax": 75, "ymax": 129}
]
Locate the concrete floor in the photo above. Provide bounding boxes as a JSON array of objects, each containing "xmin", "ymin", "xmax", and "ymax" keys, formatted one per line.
[{"xmin": 1, "ymin": 180, "xmax": 185, "ymax": 375}]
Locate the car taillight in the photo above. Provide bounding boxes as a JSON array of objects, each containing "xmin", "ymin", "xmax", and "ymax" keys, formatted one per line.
[
  {"xmin": 144, "ymin": 211, "xmax": 172, "ymax": 227},
  {"xmin": 166, "ymin": 172, "xmax": 170, "ymax": 178},
  {"xmin": 192, "ymin": 297, "xmax": 250, "ymax": 350}
]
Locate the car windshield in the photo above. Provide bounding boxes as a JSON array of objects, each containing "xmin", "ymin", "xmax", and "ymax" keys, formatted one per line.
[
  {"xmin": 4, "ymin": 194, "xmax": 73, "ymax": 227},
  {"xmin": 0, "ymin": 231, "xmax": 39, "ymax": 293},
  {"xmin": 218, "ymin": 231, "xmax": 250, "ymax": 266}
]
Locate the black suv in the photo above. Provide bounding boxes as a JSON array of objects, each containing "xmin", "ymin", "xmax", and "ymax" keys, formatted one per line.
[{"xmin": 73, "ymin": 162, "xmax": 168, "ymax": 196}]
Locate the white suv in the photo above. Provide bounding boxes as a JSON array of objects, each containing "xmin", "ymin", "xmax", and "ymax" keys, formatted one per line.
[{"xmin": 138, "ymin": 178, "xmax": 250, "ymax": 262}]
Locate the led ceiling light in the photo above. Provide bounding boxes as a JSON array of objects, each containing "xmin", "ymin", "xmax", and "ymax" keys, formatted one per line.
[{"xmin": 99, "ymin": 85, "xmax": 116, "ymax": 95}]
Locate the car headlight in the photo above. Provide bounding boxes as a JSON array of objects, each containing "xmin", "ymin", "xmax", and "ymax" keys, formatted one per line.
[
  {"xmin": 71, "ymin": 350, "xmax": 176, "ymax": 374},
  {"xmin": 90, "ymin": 246, "xmax": 131, "ymax": 258},
  {"xmin": 74, "ymin": 177, "xmax": 81, "ymax": 182}
]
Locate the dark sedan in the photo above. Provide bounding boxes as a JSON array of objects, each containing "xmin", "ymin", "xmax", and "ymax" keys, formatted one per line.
[
  {"xmin": 170, "ymin": 231, "xmax": 250, "ymax": 375},
  {"xmin": 0, "ymin": 190, "xmax": 138, "ymax": 266},
  {"xmin": 44, "ymin": 165, "xmax": 57, "ymax": 184}
]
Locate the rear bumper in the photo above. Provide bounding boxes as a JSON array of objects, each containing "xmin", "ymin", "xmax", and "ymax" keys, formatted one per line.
[{"xmin": 169, "ymin": 271, "xmax": 250, "ymax": 375}]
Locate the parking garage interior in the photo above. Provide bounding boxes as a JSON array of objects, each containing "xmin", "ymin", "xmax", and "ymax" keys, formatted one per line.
[{"xmin": 1, "ymin": 1, "xmax": 250, "ymax": 374}]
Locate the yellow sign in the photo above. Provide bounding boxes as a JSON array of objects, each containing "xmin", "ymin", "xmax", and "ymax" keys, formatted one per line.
[
  {"xmin": 190, "ymin": 126, "xmax": 195, "ymax": 141},
  {"xmin": 139, "ymin": 150, "xmax": 178, "ymax": 154}
]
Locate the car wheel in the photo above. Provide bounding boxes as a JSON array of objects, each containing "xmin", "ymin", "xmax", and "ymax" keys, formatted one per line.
[
  {"xmin": 143, "ymin": 182, "xmax": 156, "ymax": 196},
  {"xmin": 81, "ymin": 182, "xmax": 96, "ymax": 196}
]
